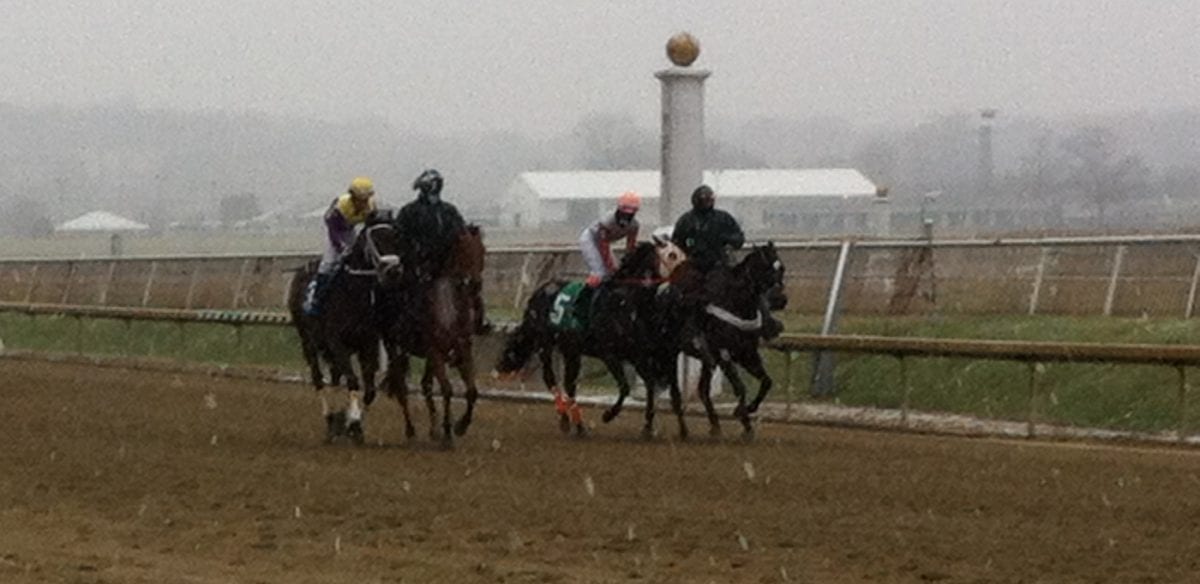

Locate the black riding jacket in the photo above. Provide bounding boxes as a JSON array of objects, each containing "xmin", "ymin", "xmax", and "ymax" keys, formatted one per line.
[
  {"xmin": 671, "ymin": 207, "xmax": 745, "ymax": 272},
  {"xmin": 395, "ymin": 196, "xmax": 466, "ymax": 278}
]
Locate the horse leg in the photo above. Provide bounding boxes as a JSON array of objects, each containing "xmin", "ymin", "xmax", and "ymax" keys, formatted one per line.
[
  {"xmin": 563, "ymin": 349, "xmax": 585, "ymax": 436},
  {"xmin": 421, "ymin": 360, "xmax": 438, "ymax": 441},
  {"xmin": 453, "ymin": 347, "xmax": 478, "ymax": 437},
  {"xmin": 433, "ymin": 353, "xmax": 455, "ymax": 449},
  {"xmin": 739, "ymin": 349, "xmax": 774, "ymax": 415},
  {"xmin": 539, "ymin": 347, "xmax": 568, "ymax": 425},
  {"xmin": 298, "ymin": 331, "xmax": 325, "ymax": 390},
  {"xmin": 386, "ymin": 348, "xmax": 417, "ymax": 440},
  {"xmin": 343, "ymin": 348, "xmax": 371, "ymax": 446},
  {"xmin": 600, "ymin": 358, "xmax": 633, "ymax": 426},
  {"xmin": 325, "ymin": 343, "xmax": 359, "ymax": 443},
  {"xmin": 694, "ymin": 354, "xmax": 721, "ymax": 437},
  {"xmin": 719, "ymin": 356, "xmax": 755, "ymax": 439},
  {"xmin": 666, "ymin": 364, "xmax": 689, "ymax": 441}
]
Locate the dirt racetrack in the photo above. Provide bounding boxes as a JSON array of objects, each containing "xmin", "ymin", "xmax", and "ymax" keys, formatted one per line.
[{"xmin": 3, "ymin": 359, "xmax": 1200, "ymax": 583}]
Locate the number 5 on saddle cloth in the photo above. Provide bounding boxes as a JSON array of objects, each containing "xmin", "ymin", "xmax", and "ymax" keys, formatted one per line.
[{"xmin": 548, "ymin": 281, "xmax": 602, "ymax": 332}]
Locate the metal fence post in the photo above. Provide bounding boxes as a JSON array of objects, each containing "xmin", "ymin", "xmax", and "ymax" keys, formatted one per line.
[
  {"xmin": 141, "ymin": 261, "xmax": 158, "ymax": 307},
  {"xmin": 1026, "ymin": 362, "xmax": 1042, "ymax": 438},
  {"xmin": 811, "ymin": 241, "xmax": 853, "ymax": 397},
  {"xmin": 899, "ymin": 355, "xmax": 911, "ymax": 427},
  {"xmin": 1185, "ymin": 253, "xmax": 1200, "ymax": 319},
  {"xmin": 512, "ymin": 252, "xmax": 534, "ymax": 310},
  {"xmin": 1177, "ymin": 366, "xmax": 1188, "ymax": 443},
  {"xmin": 98, "ymin": 261, "xmax": 117, "ymax": 306},
  {"xmin": 784, "ymin": 351, "xmax": 797, "ymax": 417},
  {"xmin": 185, "ymin": 260, "xmax": 203, "ymax": 309},
  {"xmin": 1103, "ymin": 245, "xmax": 1126, "ymax": 317},
  {"xmin": 232, "ymin": 258, "xmax": 251, "ymax": 309},
  {"xmin": 1028, "ymin": 247, "xmax": 1049, "ymax": 316},
  {"xmin": 23, "ymin": 263, "xmax": 40, "ymax": 303},
  {"xmin": 60, "ymin": 261, "xmax": 77, "ymax": 304}
]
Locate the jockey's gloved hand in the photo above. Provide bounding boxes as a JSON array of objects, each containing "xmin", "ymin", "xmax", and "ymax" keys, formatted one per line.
[{"xmin": 585, "ymin": 274, "xmax": 603, "ymax": 288}]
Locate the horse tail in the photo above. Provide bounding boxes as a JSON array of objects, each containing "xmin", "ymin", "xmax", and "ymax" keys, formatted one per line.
[{"xmin": 496, "ymin": 280, "xmax": 561, "ymax": 373}]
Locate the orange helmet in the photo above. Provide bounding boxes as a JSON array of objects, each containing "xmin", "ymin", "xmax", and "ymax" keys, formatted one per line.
[{"xmin": 617, "ymin": 191, "xmax": 641, "ymax": 214}]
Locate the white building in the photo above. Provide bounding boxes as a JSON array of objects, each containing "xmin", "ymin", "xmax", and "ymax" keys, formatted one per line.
[{"xmin": 500, "ymin": 169, "xmax": 883, "ymax": 234}]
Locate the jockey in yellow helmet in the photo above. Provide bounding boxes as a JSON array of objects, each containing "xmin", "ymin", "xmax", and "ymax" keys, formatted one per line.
[{"xmin": 302, "ymin": 177, "xmax": 377, "ymax": 316}]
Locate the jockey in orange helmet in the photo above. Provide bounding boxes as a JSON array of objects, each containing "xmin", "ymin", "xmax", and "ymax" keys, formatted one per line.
[{"xmin": 579, "ymin": 191, "xmax": 641, "ymax": 287}]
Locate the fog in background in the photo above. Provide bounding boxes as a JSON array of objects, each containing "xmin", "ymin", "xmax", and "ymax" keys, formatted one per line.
[{"xmin": 2, "ymin": 1, "xmax": 1198, "ymax": 237}]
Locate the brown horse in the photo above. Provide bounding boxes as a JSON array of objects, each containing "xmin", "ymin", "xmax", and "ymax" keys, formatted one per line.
[{"xmin": 383, "ymin": 225, "xmax": 486, "ymax": 447}]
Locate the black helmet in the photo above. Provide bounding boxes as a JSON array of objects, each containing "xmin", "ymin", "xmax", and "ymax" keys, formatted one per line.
[
  {"xmin": 413, "ymin": 169, "xmax": 444, "ymax": 199},
  {"xmin": 691, "ymin": 184, "xmax": 715, "ymax": 210}
]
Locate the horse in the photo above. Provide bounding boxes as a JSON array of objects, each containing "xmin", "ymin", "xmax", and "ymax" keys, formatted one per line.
[
  {"xmin": 496, "ymin": 240, "xmax": 690, "ymax": 439},
  {"xmin": 287, "ymin": 223, "xmax": 403, "ymax": 444},
  {"xmin": 668, "ymin": 242, "xmax": 788, "ymax": 437},
  {"xmin": 382, "ymin": 225, "xmax": 486, "ymax": 448}
]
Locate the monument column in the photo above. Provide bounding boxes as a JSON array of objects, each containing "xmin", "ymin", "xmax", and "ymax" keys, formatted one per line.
[{"xmin": 656, "ymin": 33, "xmax": 710, "ymax": 227}]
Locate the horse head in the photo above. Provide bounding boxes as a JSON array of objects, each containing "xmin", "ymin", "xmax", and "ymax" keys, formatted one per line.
[
  {"xmin": 740, "ymin": 241, "xmax": 788, "ymax": 311},
  {"xmin": 653, "ymin": 237, "xmax": 687, "ymax": 280},
  {"xmin": 348, "ymin": 223, "xmax": 404, "ymax": 286}
]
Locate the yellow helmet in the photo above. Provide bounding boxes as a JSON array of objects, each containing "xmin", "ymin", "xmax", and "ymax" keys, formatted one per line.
[{"xmin": 348, "ymin": 177, "xmax": 375, "ymax": 200}]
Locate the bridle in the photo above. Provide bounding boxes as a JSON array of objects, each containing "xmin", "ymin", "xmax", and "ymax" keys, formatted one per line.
[{"xmin": 345, "ymin": 223, "xmax": 401, "ymax": 281}]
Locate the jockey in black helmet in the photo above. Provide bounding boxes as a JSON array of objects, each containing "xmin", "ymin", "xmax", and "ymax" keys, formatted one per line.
[{"xmin": 393, "ymin": 169, "xmax": 490, "ymax": 334}]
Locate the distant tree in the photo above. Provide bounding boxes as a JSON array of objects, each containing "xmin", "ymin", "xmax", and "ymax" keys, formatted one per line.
[
  {"xmin": 1015, "ymin": 129, "xmax": 1064, "ymax": 202},
  {"xmin": 1059, "ymin": 127, "xmax": 1150, "ymax": 226},
  {"xmin": 572, "ymin": 114, "xmax": 656, "ymax": 169},
  {"xmin": 1, "ymin": 196, "xmax": 53, "ymax": 237}
]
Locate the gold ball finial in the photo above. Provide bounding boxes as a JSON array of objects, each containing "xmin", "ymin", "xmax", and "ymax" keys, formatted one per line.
[{"xmin": 666, "ymin": 32, "xmax": 700, "ymax": 67}]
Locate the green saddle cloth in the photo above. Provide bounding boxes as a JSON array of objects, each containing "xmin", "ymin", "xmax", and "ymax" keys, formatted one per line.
[{"xmin": 549, "ymin": 281, "xmax": 590, "ymax": 331}]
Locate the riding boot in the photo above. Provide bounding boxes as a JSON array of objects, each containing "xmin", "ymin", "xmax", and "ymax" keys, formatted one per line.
[{"xmin": 303, "ymin": 273, "xmax": 334, "ymax": 316}]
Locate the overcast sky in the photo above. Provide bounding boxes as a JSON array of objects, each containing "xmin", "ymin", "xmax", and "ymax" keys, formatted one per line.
[{"xmin": 5, "ymin": 1, "xmax": 1198, "ymax": 137}]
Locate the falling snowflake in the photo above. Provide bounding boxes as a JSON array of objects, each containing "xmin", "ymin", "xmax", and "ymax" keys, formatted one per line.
[
  {"xmin": 626, "ymin": 525, "xmax": 636, "ymax": 542},
  {"xmin": 294, "ymin": 506, "xmax": 302, "ymax": 519},
  {"xmin": 736, "ymin": 533, "xmax": 750, "ymax": 551},
  {"xmin": 742, "ymin": 461, "xmax": 756, "ymax": 481},
  {"xmin": 491, "ymin": 439, "xmax": 502, "ymax": 451},
  {"xmin": 584, "ymin": 475, "xmax": 596, "ymax": 497},
  {"xmin": 210, "ymin": 434, "xmax": 219, "ymax": 446},
  {"xmin": 334, "ymin": 535, "xmax": 342, "ymax": 554},
  {"xmin": 203, "ymin": 394, "xmax": 217, "ymax": 410},
  {"xmin": 402, "ymin": 481, "xmax": 411, "ymax": 494}
]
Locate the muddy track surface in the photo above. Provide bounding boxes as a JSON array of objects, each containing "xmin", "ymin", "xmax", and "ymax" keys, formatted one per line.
[{"xmin": 2, "ymin": 359, "xmax": 1200, "ymax": 583}]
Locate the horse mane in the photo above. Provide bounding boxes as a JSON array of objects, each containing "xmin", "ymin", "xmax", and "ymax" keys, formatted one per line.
[{"xmin": 612, "ymin": 241, "xmax": 659, "ymax": 280}]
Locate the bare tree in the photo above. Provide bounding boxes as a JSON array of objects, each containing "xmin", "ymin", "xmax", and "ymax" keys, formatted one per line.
[{"xmin": 1059, "ymin": 127, "xmax": 1149, "ymax": 227}]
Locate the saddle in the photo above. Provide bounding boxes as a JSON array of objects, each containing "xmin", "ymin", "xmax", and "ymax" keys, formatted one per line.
[{"xmin": 549, "ymin": 281, "xmax": 603, "ymax": 332}]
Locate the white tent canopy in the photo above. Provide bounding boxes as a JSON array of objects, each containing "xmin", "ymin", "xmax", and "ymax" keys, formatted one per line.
[{"xmin": 55, "ymin": 211, "xmax": 150, "ymax": 232}]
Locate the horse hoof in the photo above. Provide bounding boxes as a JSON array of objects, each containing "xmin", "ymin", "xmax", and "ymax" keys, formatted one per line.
[
  {"xmin": 325, "ymin": 411, "xmax": 346, "ymax": 442},
  {"xmin": 678, "ymin": 427, "xmax": 690, "ymax": 442},
  {"xmin": 558, "ymin": 414, "xmax": 571, "ymax": 434},
  {"xmin": 574, "ymin": 424, "xmax": 589, "ymax": 438},
  {"xmin": 709, "ymin": 425, "xmax": 722, "ymax": 438},
  {"xmin": 601, "ymin": 410, "xmax": 617, "ymax": 424},
  {"xmin": 640, "ymin": 427, "xmax": 655, "ymax": 441},
  {"xmin": 346, "ymin": 421, "xmax": 365, "ymax": 446},
  {"xmin": 405, "ymin": 425, "xmax": 417, "ymax": 440},
  {"xmin": 733, "ymin": 404, "xmax": 748, "ymax": 419},
  {"xmin": 453, "ymin": 418, "xmax": 471, "ymax": 437}
]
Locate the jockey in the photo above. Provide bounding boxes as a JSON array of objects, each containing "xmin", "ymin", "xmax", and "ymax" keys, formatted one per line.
[
  {"xmin": 303, "ymin": 176, "xmax": 377, "ymax": 316},
  {"xmin": 579, "ymin": 191, "xmax": 641, "ymax": 287},
  {"xmin": 672, "ymin": 184, "xmax": 783, "ymax": 338},
  {"xmin": 394, "ymin": 169, "xmax": 490, "ymax": 333}
]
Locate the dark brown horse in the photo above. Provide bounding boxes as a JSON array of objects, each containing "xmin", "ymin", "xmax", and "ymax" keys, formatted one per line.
[
  {"xmin": 288, "ymin": 223, "xmax": 403, "ymax": 444},
  {"xmin": 383, "ymin": 225, "xmax": 486, "ymax": 447}
]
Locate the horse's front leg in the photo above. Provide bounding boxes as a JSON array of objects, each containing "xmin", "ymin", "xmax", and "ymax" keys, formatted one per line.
[
  {"xmin": 562, "ymin": 348, "xmax": 585, "ymax": 436},
  {"xmin": 421, "ymin": 359, "xmax": 438, "ymax": 441},
  {"xmin": 600, "ymin": 358, "xmax": 634, "ymax": 426},
  {"xmin": 539, "ymin": 347, "xmax": 568, "ymax": 422},
  {"xmin": 739, "ymin": 348, "xmax": 774, "ymax": 415},
  {"xmin": 432, "ymin": 352, "xmax": 455, "ymax": 449},
  {"xmin": 718, "ymin": 354, "xmax": 755, "ymax": 439},
  {"xmin": 689, "ymin": 347, "xmax": 721, "ymax": 437},
  {"xmin": 663, "ymin": 358, "xmax": 689, "ymax": 441},
  {"xmin": 386, "ymin": 345, "xmax": 416, "ymax": 440},
  {"xmin": 344, "ymin": 343, "xmax": 378, "ymax": 446},
  {"xmin": 453, "ymin": 341, "xmax": 478, "ymax": 437},
  {"xmin": 325, "ymin": 341, "xmax": 360, "ymax": 444}
]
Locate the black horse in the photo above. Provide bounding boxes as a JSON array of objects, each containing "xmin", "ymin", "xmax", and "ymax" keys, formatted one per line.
[
  {"xmin": 288, "ymin": 223, "xmax": 403, "ymax": 444},
  {"xmin": 496, "ymin": 241, "xmax": 688, "ymax": 439},
  {"xmin": 669, "ymin": 242, "xmax": 787, "ymax": 437}
]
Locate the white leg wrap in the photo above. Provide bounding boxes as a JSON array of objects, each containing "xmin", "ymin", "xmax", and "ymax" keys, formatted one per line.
[{"xmin": 348, "ymin": 393, "xmax": 363, "ymax": 422}]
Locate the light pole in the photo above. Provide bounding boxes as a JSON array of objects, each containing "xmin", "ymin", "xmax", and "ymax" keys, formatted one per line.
[{"xmin": 920, "ymin": 190, "xmax": 942, "ymax": 241}]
